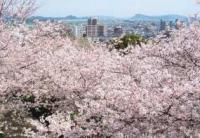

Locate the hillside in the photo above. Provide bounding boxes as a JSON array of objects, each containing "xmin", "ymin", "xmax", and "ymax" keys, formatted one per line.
[{"xmin": 131, "ymin": 14, "xmax": 188, "ymax": 21}]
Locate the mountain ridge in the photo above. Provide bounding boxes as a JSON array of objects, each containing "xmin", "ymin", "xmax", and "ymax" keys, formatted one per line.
[
  {"xmin": 131, "ymin": 14, "xmax": 188, "ymax": 21},
  {"xmin": 28, "ymin": 14, "xmax": 188, "ymax": 21}
]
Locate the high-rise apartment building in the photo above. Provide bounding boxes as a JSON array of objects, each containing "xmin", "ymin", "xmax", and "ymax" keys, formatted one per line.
[
  {"xmin": 86, "ymin": 17, "xmax": 106, "ymax": 37},
  {"xmin": 88, "ymin": 18, "xmax": 98, "ymax": 25}
]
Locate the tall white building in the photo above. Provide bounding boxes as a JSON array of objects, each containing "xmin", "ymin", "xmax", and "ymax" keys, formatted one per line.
[{"xmin": 72, "ymin": 25, "xmax": 86, "ymax": 38}]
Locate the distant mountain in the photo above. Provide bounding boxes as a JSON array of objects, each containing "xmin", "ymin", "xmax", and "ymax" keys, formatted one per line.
[
  {"xmin": 131, "ymin": 14, "xmax": 188, "ymax": 21},
  {"xmin": 64, "ymin": 15, "xmax": 79, "ymax": 19},
  {"xmin": 27, "ymin": 14, "xmax": 188, "ymax": 23},
  {"xmin": 28, "ymin": 15, "xmax": 119, "ymax": 22},
  {"xmin": 95, "ymin": 16, "xmax": 117, "ymax": 20},
  {"xmin": 27, "ymin": 15, "xmax": 88, "ymax": 22}
]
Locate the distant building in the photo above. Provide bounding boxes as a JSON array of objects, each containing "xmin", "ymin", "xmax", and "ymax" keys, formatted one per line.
[
  {"xmin": 86, "ymin": 17, "xmax": 106, "ymax": 37},
  {"xmin": 113, "ymin": 26, "xmax": 123, "ymax": 37},
  {"xmin": 169, "ymin": 21, "xmax": 174, "ymax": 28},
  {"xmin": 97, "ymin": 25, "xmax": 105, "ymax": 36},
  {"xmin": 175, "ymin": 19, "xmax": 184, "ymax": 29},
  {"xmin": 88, "ymin": 18, "xmax": 98, "ymax": 25},
  {"xmin": 106, "ymin": 28, "xmax": 113, "ymax": 37},
  {"xmin": 72, "ymin": 25, "xmax": 86, "ymax": 38},
  {"xmin": 160, "ymin": 20, "xmax": 166, "ymax": 31},
  {"xmin": 72, "ymin": 26, "xmax": 81, "ymax": 37},
  {"xmin": 86, "ymin": 25, "xmax": 98, "ymax": 37},
  {"xmin": 188, "ymin": 14, "xmax": 200, "ymax": 24}
]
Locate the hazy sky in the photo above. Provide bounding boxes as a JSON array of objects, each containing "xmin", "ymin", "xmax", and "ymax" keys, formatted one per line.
[{"xmin": 36, "ymin": 0, "xmax": 200, "ymax": 17}]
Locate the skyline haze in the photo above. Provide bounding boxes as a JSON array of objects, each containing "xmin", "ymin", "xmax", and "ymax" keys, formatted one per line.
[{"xmin": 36, "ymin": 0, "xmax": 200, "ymax": 17}]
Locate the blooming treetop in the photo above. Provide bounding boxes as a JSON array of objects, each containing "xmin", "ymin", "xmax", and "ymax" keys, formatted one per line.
[{"xmin": 1, "ymin": 21, "xmax": 200, "ymax": 137}]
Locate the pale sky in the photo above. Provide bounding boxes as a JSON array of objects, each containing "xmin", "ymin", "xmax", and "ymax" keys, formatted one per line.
[{"xmin": 36, "ymin": 0, "xmax": 200, "ymax": 17}]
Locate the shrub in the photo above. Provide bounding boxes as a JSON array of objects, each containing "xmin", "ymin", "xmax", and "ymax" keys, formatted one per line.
[{"xmin": 110, "ymin": 34, "xmax": 146, "ymax": 50}]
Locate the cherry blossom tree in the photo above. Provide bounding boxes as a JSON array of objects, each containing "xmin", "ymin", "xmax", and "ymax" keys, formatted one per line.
[
  {"xmin": 1, "ymin": 0, "xmax": 200, "ymax": 137},
  {"xmin": 1, "ymin": 20, "xmax": 200, "ymax": 137},
  {"xmin": 0, "ymin": 0, "xmax": 37, "ymax": 22}
]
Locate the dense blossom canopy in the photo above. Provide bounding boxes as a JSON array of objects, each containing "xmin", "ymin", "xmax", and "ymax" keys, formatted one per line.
[{"xmin": 1, "ymin": 20, "xmax": 200, "ymax": 137}]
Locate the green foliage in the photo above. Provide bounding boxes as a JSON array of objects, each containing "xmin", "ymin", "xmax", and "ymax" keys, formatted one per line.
[
  {"xmin": 28, "ymin": 104, "xmax": 53, "ymax": 120},
  {"xmin": 70, "ymin": 111, "xmax": 79, "ymax": 121},
  {"xmin": 0, "ymin": 132, "xmax": 5, "ymax": 138},
  {"xmin": 111, "ymin": 34, "xmax": 146, "ymax": 50},
  {"xmin": 21, "ymin": 94, "xmax": 35, "ymax": 103}
]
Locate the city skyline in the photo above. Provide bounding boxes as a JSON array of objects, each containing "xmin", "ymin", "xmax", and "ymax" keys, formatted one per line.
[{"xmin": 36, "ymin": 0, "xmax": 200, "ymax": 17}]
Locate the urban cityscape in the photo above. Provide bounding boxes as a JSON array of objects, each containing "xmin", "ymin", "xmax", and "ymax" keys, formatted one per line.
[{"xmin": 60, "ymin": 14, "xmax": 198, "ymax": 44}]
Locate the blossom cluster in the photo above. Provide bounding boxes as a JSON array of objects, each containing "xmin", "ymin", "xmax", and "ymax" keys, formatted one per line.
[{"xmin": 0, "ymin": 21, "xmax": 200, "ymax": 137}]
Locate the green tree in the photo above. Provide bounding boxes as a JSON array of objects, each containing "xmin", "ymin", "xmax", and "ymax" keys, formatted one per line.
[{"xmin": 111, "ymin": 34, "xmax": 146, "ymax": 50}]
